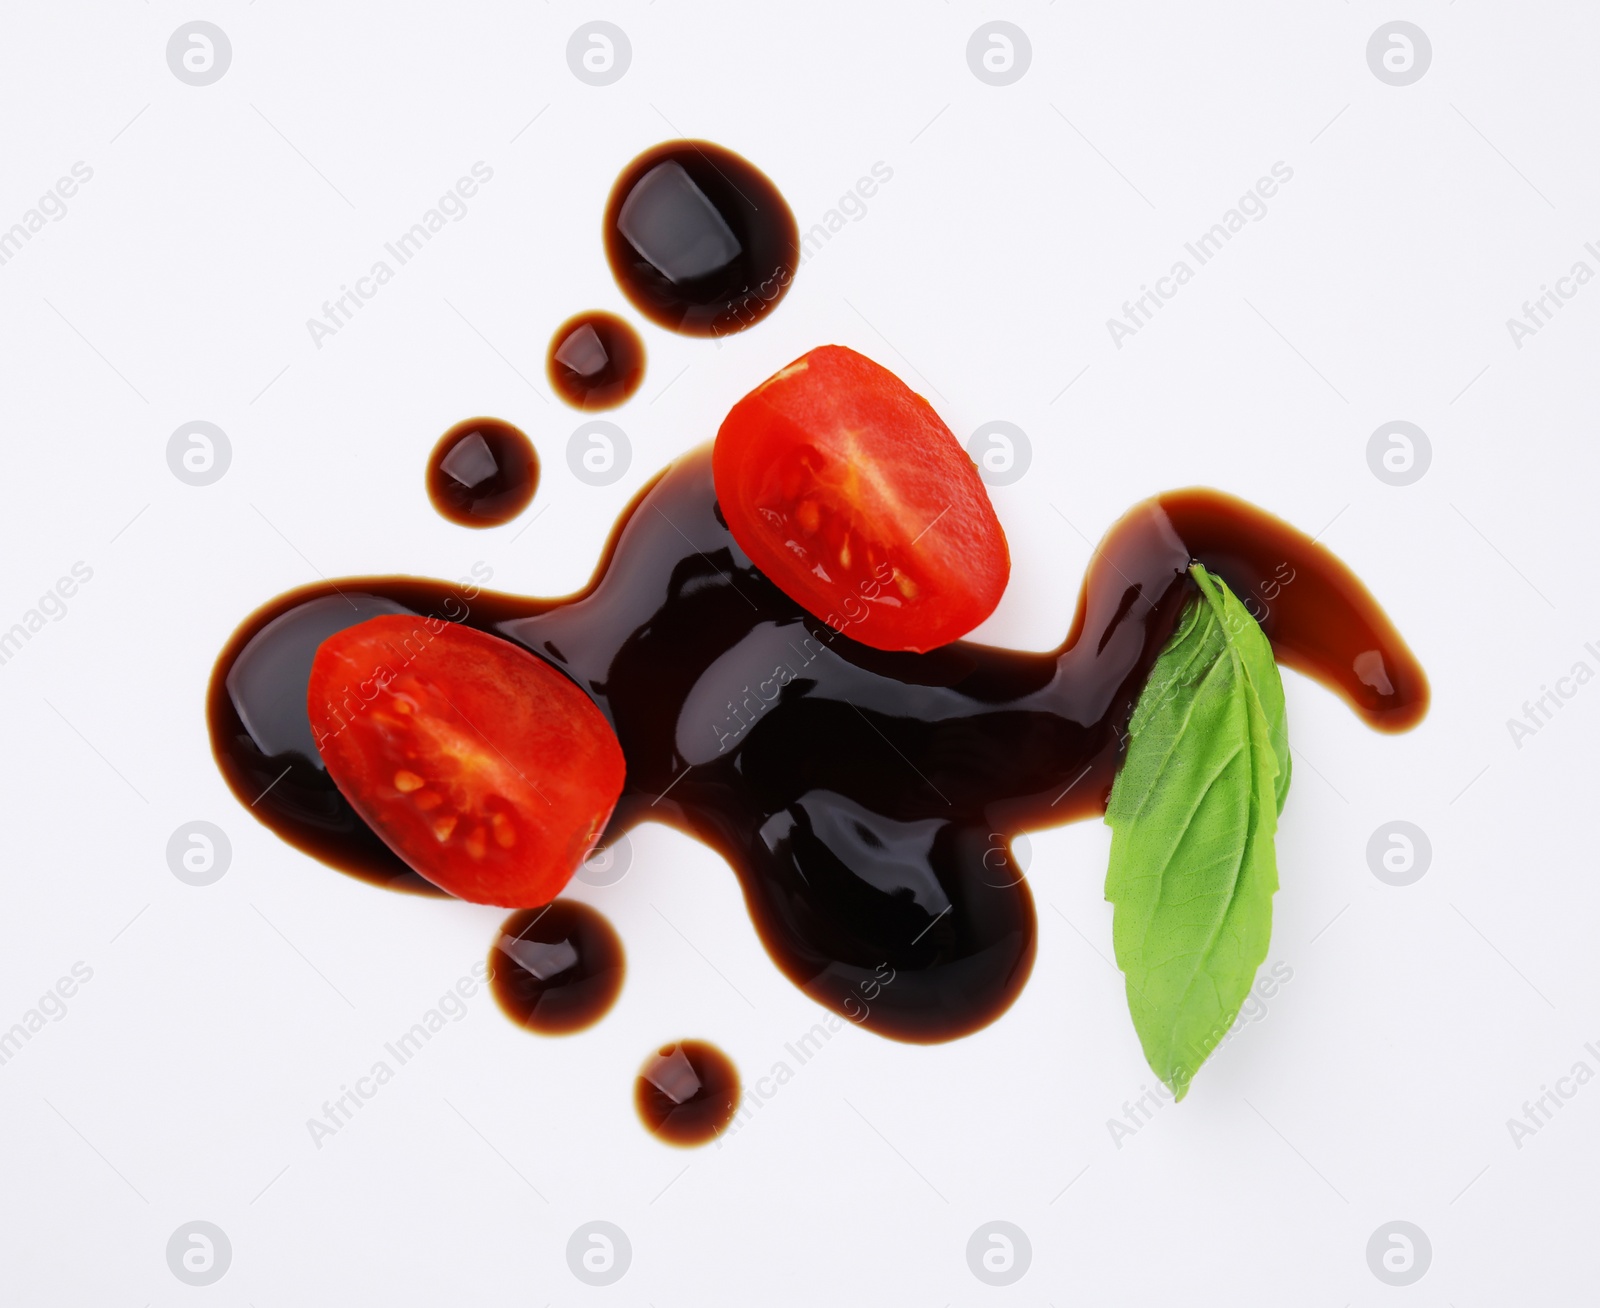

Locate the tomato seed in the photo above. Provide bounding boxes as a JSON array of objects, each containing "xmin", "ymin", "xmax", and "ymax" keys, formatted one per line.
[{"xmin": 492, "ymin": 812, "xmax": 516, "ymax": 848}]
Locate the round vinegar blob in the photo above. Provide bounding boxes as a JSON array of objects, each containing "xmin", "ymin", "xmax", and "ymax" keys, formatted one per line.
[
  {"xmin": 426, "ymin": 418, "xmax": 538, "ymax": 527},
  {"xmin": 490, "ymin": 902, "xmax": 625, "ymax": 1034},
  {"xmin": 547, "ymin": 312, "xmax": 646, "ymax": 410},
  {"xmin": 603, "ymin": 140, "xmax": 798, "ymax": 337},
  {"xmin": 634, "ymin": 1040, "xmax": 741, "ymax": 1146}
]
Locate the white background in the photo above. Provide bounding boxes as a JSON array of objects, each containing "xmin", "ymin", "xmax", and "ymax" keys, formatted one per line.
[{"xmin": 1, "ymin": 2, "xmax": 1596, "ymax": 1303}]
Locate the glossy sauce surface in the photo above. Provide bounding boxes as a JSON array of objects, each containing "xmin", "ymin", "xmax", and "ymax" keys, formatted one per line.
[
  {"xmin": 547, "ymin": 312, "xmax": 646, "ymax": 410},
  {"xmin": 208, "ymin": 446, "xmax": 1428, "ymax": 1041},
  {"xmin": 604, "ymin": 141, "xmax": 798, "ymax": 337},
  {"xmin": 490, "ymin": 902, "xmax": 625, "ymax": 1034},
  {"xmin": 425, "ymin": 418, "xmax": 538, "ymax": 527},
  {"xmin": 634, "ymin": 1041, "xmax": 741, "ymax": 1146}
]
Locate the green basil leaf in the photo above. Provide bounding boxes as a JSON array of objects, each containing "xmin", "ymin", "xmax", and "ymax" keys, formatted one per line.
[{"xmin": 1104, "ymin": 564, "xmax": 1288, "ymax": 1100}]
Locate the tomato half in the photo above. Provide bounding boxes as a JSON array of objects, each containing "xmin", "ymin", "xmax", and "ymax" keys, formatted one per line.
[
  {"xmin": 307, "ymin": 616, "xmax": 625, "ymax": 907},
  {"xmin": 713, "ymin": 345, "xmax": 1010, "ymax": 652}
]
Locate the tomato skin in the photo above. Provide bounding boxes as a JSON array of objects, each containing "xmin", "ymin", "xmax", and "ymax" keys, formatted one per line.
[
  {"xmin": 713, "ymin": 345, "xmax": 1010, "ymax": 652},
  {"xmin": 307, "ymin": 616, "xmax": 625, "ymax": 907}
]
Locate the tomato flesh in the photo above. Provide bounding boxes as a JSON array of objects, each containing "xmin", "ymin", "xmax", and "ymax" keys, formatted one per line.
[
  {"xmin": 713, "ymin": 345, "xmax": 1009, "ymax": 652},
  {"xmin": 308, "ymin": 616, "xmax": 625, "ymax": 907}
]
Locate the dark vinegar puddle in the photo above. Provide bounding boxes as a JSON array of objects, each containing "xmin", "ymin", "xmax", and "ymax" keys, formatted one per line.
[
  {"xmin": 490, "ymin": 902, "xmax": 624, "ymax": 1034},
  {"xmin": 547, "ymin": 312, "xmax": 646, "ymax": 410},
  {"xmin": 426, "ymin": 418, "xmax": 538, "ymax": 527},
  {"xmin": 209, "ymin": 445, "xmax": 1428, "ymax": 1043},
  {"xmin": 635, "ymin": 1040, "xmax": 741, "ymax": 1147},
  {"xmin": 604, "ymin": 141, "xmax": 798, "ymax": 337}
]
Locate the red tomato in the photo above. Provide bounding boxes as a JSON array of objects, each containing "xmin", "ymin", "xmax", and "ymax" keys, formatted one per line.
[
  {"xmin": 713, "ymin": 345, "xmax": 1010, "ymax": 652},
  {"xmin": 307, "ymin": 616, "xmax": 625, "ymax": 907}
]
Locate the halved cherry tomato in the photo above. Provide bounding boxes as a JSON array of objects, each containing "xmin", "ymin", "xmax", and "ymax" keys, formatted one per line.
[
  {"xmin": 307, "ymin": 616, "xmax": 625, "ymax": 907},
  {"xmin": 713, "ymin": 345, "xmax": 1010, "ymax": 652}
]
